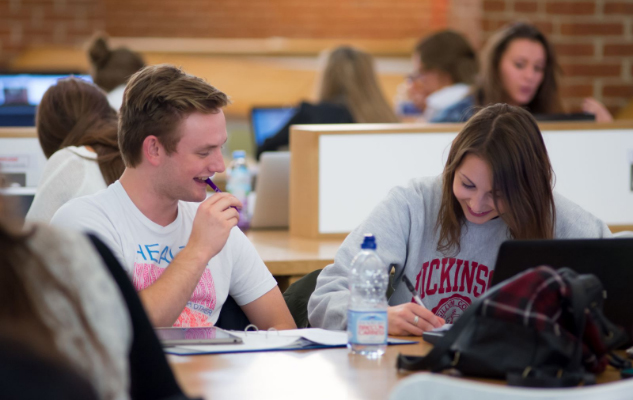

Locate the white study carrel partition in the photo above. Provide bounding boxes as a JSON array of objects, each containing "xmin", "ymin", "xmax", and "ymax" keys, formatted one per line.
[
  {"xmin": 289, "ymin": 122, "xmax": 633, "ymax": 238},
  {"xmin": 0, "ymin": 128, "xmax": 46, "ymax": 188}
]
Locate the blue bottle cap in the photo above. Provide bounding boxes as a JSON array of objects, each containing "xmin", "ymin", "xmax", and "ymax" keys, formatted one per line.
[
  {"xmin": 232, "ymin": 150, "xmax": 246, "ymax": 159},
  {"xmin": 361, "ymin": 234, "xmax": 377, "ymax": 250}
]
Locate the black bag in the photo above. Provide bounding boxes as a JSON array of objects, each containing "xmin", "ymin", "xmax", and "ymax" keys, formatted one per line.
[{"xmin": 397, "ymin": 266, "xmax": 629, "ymax": 387}]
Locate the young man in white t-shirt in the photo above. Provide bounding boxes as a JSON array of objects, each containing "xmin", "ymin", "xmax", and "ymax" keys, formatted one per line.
[{"xmin": 51, "ymin": 65, "xmax": 296, "ymax": 329}]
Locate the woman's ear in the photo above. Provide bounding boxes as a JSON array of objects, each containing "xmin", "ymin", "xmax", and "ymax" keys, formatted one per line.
[{"xmin": 142, "ymin": 135, "xmax": 163, "ymax": 166}]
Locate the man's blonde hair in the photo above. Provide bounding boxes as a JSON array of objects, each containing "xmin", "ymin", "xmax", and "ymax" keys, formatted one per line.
[{"xmin": 119, "ymin": 64, "xmax": 230, "ymax": 167}]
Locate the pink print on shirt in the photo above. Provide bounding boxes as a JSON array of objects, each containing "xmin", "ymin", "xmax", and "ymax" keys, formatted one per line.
[{"xmin": 133, "ymin": 261, "xmax": 217, "ymax": 327}]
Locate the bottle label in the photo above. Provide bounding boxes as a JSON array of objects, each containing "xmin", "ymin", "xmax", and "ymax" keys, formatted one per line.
[{"xmin": 347, "ymin": 310, "xmax": 387, "ymax": 345}]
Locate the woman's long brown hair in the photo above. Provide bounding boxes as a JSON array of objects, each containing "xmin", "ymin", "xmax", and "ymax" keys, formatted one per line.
[
  {"xmin": 436, "ymin": 104, "xmax": 555, "ymax": 255},
  {"xmin": 36, "ymin": 77, "xmax": 125, "ymax": 185},
  {"xmin": 477, "ymin": 22, "xmax": 563, "ymax": 114}
]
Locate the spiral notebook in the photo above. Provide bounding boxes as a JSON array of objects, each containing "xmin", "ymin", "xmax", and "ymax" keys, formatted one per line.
[{"xmin": 164, "ymin": 327, "xmax": 416, "ymax": 355}]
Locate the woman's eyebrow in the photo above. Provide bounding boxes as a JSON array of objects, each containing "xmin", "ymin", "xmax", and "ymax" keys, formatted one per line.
[{"xmin": 459, "ymin": 172, "xmax": 474, "ymax": 185}]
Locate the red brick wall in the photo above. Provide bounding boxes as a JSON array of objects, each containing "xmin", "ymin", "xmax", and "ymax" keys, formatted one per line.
[
  {"xmin": 448, "ymin": 0, "xmax": 484, "ymax": 50},
  {"xmin": 104, "ymin": 0, "xmax": 444, "ymax": 39},
  {"xmin": 0, "ymin": 0, "xmax": 446, "ymax": 66},
  {"xmin": 2, "ymin": 0, "xmax": 631, "ymax": 115},
  {"xmin": 0, "ymin": 0, "xmax": 105, "ymax": 67},
  {"xmin": 481, "ymin": 0, "xmax": 633, "ymax": 114}
]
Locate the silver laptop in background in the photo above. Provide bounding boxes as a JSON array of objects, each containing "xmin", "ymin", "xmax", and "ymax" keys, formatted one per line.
[{"xmin": 250, "ymin": 151, "xmax": 290, "ymax": 229}]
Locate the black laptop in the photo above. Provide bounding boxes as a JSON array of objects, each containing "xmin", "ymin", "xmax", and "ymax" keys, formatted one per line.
[{"xmin": 492, "ymin": 238, "xmax": 633, "ymax": 344}]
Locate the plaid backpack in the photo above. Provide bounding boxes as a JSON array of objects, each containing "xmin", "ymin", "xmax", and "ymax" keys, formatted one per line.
[{"xmin": 397, "ymin": 266, "xmax": 629, "ymax": 387}]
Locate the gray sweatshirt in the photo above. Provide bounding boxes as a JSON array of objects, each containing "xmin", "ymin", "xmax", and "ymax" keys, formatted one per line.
[{"xmin": 307, "ymin": 176, "xmax": 612, "ymax": 330}]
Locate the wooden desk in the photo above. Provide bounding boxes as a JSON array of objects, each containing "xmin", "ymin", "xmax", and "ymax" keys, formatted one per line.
[
  {"xmin": 168, "ymin": 338, "xmax": 623, "ymax": 400},
  {"xmin": 246, "ymin": 229, "xmax": 343, "ymax": 291}
]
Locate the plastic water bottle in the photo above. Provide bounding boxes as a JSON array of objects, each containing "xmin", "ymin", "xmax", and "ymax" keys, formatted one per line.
[
  {"xmin": 347, "ymin": 234, "xmax": 388, "ymax": 358},
  {"xmin": 226, "ymin": 150, "xmax": 251, "ymax": 231}
]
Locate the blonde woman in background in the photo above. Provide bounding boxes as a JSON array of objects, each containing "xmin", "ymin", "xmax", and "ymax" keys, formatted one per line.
[{"xmin": 256, "ymin": 46, "xmax": 398, "ymax": 158}]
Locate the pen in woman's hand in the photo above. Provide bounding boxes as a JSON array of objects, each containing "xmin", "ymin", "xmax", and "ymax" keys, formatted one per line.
[{"xmin": 403, "ymin": 275, "xmax": 427, "ymax": 310}]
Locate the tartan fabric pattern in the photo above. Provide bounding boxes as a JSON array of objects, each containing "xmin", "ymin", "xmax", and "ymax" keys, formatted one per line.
[
  {"xmin": 479, "ymin": 266, "xmax": 609, "ymax": 373},
  {"xmin": 482, "ymin": 266, "xmax": 568, "ymax": 331}
]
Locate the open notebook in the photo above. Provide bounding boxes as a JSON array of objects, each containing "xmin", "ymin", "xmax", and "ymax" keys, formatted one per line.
[{"xmin": 164, "ymin": 328, "xmax": 416, "ymax": 355}]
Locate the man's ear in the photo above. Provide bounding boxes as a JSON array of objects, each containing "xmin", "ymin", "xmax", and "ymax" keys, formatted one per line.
[{"xmin": 142, "ymin": 135, "xmax": 163, "ymax": 166}]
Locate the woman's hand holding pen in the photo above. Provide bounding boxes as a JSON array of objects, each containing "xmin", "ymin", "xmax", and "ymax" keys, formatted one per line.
[{"xmin": 387, "ymin": 303, "xmax": 445, "ymax": 336}]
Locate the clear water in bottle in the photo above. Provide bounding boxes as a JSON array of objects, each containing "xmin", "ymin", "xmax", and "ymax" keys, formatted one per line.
[
  {"xmin": 226, "ymin": 150, "xmax": 251, "ymax": 231},
  {"xmin": 347, "ymin": 234, "xmax": 389, "ymax": 358}
]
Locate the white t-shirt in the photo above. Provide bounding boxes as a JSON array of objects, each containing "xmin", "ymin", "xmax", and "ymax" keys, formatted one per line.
[
  {"xmin": 26, "ymin": 146, "xmax": 107, "ymax": 223},
  {"xmin": 50, "ymin": 181, "xmax": 277, "ymax": 327},
  {"xmin": 107, "ymin": 84, "xmax": 126, "ymax": 111}
]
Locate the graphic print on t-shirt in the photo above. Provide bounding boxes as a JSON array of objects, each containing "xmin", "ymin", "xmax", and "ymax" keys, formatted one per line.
[
  {"xmin": 133, "ymin": 243, "xmax": 216, "ymax": 327},
  {"xmin": 414, "ymin": 257, "xmax": 494, "ymax": 323}
]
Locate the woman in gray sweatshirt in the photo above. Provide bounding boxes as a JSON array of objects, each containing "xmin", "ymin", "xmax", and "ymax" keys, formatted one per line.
[{"xmin": 307, "ymin": 104, "xmax": 611, "ymax": 336}]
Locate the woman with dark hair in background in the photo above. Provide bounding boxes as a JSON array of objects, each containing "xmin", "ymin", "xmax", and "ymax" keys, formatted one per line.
[
  {"xmin": 26, "ymin": 77, "xmax": 125, "ymax": 223},
  {"xmin": 308, "ymin": 104, "xmax": 611, "ymax": 336},
  {"xmin": 88, "ymin": 34, "xmax": 146, "ymax": 110},
  {"xmin": 256, "ymin": 45, "xmax": 398, "ymax": 159},
  {"xmin": 435, "ymin": 22, "xmax": 613, "ymax": 123},
  {"xmin": 397, "ymin": 30, "xmax": 478, "ymax": 122}
]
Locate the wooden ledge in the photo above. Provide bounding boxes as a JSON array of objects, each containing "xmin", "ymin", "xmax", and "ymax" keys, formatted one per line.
[
  {"xmin": 0, "ymin": 127, "xmax": 37, "ymax": 138},
  {"xmin": 108, "ymin": 37, "xmax": 418, "ymax": 56}
]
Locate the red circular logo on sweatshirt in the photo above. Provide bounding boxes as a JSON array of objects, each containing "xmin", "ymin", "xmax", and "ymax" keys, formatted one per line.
[{"xmin": 432, "ymin": 294, "xmax": 472, "ymax": 324}]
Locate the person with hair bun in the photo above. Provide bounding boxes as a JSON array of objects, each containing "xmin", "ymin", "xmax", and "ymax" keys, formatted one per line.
[
  {"xmin": 398, "ymin": 30, "xmax": 478, "ymax": 121},
  {"xmin": 436, "ymin": 22, "xmax": 613, "ymax": 123},
  {"xmin": 26, "ymin": 77, "xmax": 125, "ymax": 223},
  {"xmin": 308, "ymin": 104, "xmax": 611, "ymax": 336},
  {"xmin": 87, "ymin": 34, "xmax": 145, "ymax": 110}
]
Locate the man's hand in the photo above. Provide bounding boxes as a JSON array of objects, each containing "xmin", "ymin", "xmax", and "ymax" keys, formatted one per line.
[
  {"xmin": 187, "ymin": 193, "xmax": 242, "ymax": 263},
  {"xmin": 139, "ymin": 192, "xmax": 242, "ymax": 327},
  {"xmin": 406, "ymin": 79, "xmax": 427, "ymax": 112},
  {"xmin": 387, "ymin": 303, "xmax": 445, "ymax": 336}
]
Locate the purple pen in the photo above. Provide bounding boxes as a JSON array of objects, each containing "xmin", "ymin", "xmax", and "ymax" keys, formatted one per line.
[
  {"xmin": 204, "ymin": 178, "xmax": 222, "ymax": 193},
  {"xmin": 204, "ymin": 178, "xmax": 239, "ymax": 211}
]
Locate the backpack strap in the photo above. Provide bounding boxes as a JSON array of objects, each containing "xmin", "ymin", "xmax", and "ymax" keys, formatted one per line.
[
  {"xmin": 507, "ymin": 368, "xmax": 595, "ymax": 388},
  {"xmin": 609, "ymin": 352, "xmax": 633, "ymax": 369},
  {"xmin": 558, "ymin": 269, "xmax": 596, "ymax": 371}
]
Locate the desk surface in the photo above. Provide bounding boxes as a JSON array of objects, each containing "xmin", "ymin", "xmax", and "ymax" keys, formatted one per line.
[
  {"xmin": 168, "ymin": 338, "xmax": 623, "ymax": 400},
  {"xmin": 246, "ymin": 229, "xmax": 343, "ymax": 276}
]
